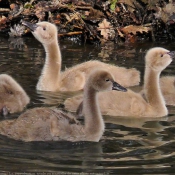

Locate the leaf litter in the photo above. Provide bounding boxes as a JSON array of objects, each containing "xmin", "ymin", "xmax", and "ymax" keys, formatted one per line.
[{"xmin": 0, "ymin": 0, "xmax": 174, "ymax": 44}]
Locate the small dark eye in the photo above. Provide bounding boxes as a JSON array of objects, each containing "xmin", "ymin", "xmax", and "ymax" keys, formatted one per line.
[
  {"xmin": 161, "ymin": 54, "xmax": 163, "ymax": 57},
  {"xmin": 105, "ymin": 79, "xmax": 109, "ymax": 82},
  {"xmin": 43, "ymin": 27, "xmax": 46, "ymax": 30},
  {"xmin": 7, "ymin": 91, "xmax": 13, "ymax": 95}
]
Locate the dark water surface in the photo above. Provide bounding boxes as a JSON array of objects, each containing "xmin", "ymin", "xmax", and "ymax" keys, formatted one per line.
[{"xmin": 0, "ymin": 36, "xmax": 175, "ymax": 174}]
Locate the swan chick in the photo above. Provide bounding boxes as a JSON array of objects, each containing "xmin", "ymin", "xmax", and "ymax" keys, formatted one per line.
[
  {"xmin": 0, "ymin": 70, "xmax": 127, "ymax": 142},
  {"xmin": 159, "ymin": 76, "xmax": 175, "ymax": 106},
  {"xmin": 65, "ymin": 47, "xmax": 174, "ymax": 118},
  {"xmin": 140, "ymin": 76, "xmax": 175, "ymax": 106},
  {"xmin": 0, "ymin": 74, "xmax": 30, "ymax": 115},
  {"xmin": 22, "ymin": 20, "xmax": 140, "ymax": 92}
]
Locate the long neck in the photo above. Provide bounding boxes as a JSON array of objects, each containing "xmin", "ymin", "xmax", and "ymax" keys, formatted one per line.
[
  {"xmin": 38, "ymin": 39, "xmax": 62, "ymax": 91},
  {"xmin": 83, "ymin": 84, "xmax": 104, "ymax": 141},
  {"xmin": 144, "ymin": 66, "xmax": 166, "ymax": 108}
]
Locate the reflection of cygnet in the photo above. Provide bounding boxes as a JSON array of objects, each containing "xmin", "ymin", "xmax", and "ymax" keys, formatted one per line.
[
  {"xmin": 0, "ymin": 70, "xmax": 127, "ymax": 142},
  {"xmin": 65, "ymin": 47, "xmax": 174, "ymax": 118},
  {"xmin": 0, "ymin": 74, "xmax": 30, "ymax": 115},
  {"xmin": 22, "ymin": 20, "xmax": 140, "ymax": 92}
]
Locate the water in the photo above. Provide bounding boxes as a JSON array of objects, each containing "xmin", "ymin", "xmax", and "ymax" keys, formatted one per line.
[{"xmin": 0, "ymin": 36, "xmax": 175, "ymax": 174}]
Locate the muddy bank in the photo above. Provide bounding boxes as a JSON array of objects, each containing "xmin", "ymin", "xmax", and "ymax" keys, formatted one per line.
[{"xmin": 0, "ymin": 0, "xmax": 175, "ymax": 44}]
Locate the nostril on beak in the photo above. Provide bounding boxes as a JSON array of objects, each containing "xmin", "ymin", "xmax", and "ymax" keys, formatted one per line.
[{"xmin": 167, "ymin": 51, "xmax": 175, "ymax": 58}]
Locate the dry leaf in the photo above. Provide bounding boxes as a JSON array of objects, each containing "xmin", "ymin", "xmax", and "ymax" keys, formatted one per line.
[
  {"xmin": 0, "ymin": 16, "xmax": 7, "ymax": 25},
  {"xmin": 121, "ymin": 25, "xmax": 151, "ymax": 35},
  {"xmin": 34, "ymin": 1, "xmax": 57, "ymax": 20},
  {"xmin": 98, "ymin": 19, "xmax": 111, "ymax": 40},
  {"xmin": 8, "ymin": 24, "xmax": 25, "ymax": 37},
  {"xmin": 154, "ymin": 2, "xmax": 175, "ymax": 23},
  {"xmin": 85, "ymin": 11, "xmax": 90, "ymax": 16},
  {"xmin": 10, "ymin": 3, "xmax": 16, "ymax": 10},
  {"xmin": 120, "ymin": 0, "xmax": 142, "ymax": 12},
  {"xmin": 89, "ymin": 8, "xmax": 104, "ymax": 18},
  {"xmin": 117, "ymin": 28, "xmax": 124, "ymax": 37},
  {"xmin": 125, "ymin": 33, "xmax": 137, "ymax": 43},
  {"xmin": 0, "ymin": 16, "xmax": 7, "ymax": 30}
]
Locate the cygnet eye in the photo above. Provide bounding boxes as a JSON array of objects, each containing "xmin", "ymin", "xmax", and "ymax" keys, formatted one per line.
[
  {"xmin": 160, "ymin": 54, "xmax": 163, "ymax": 57},
  {"xmin": 7, "ymin": 90, "xmax": 13, "ymax": 95},
  {"xmin": 43, "ymin": 27, "xmax": 46, "ymax": 31},
  {"xmin": 105, "ymin": 79, "xmax": 109, "ymax": 82}
]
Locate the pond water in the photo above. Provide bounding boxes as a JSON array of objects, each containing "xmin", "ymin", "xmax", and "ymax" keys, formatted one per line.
[{"xmin": 0, "ymin": 36, "xmax": 175, "ymax": 174}]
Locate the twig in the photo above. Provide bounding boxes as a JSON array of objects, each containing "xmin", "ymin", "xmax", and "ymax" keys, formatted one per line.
[
  {"xmin": 120, "ymin": 3, "xmax": 127, "ymax": 12},
  {"xmin": 58, "ymin": 31, "xmax": 82, "ymax": 36},
  {"xmin": 0, "ymin": 8, "xmax": 10, "ymax": 13},
  {"xmin": 143, "ymin": 23, "xmax": 153, "ymax": 27},
  {"xmin": 151, "ymin": 26, "xmax": 155, "ymax": 41},
  {"xmin": 74, "ymin": 6, "xmax": 92, "ymax": 10}
]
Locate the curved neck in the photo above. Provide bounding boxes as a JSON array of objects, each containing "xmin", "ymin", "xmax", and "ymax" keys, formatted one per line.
[
  {"xmin": 144, "ymin": 66, "xmax": 165, "ymax": 108},
  {"xmin": 39, "ymin": 39, "xmax": 61, "ymax": 90},
  {"xmin": 83, "ymin": 84, "xmax": 104, "ymax": 140}
]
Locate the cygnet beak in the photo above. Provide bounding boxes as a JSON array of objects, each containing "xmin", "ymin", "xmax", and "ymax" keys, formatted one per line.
[
  {"xmin": 112, "ymin": 81, "xmax": 127, "ymax": 92},
  {"xmin": 167, "ymin": 51, "xmax": 175, "ymax": 58},
  {"xmin": 22, "ymin": 20, "xmax": 38, "ymax": 32},
  {"xmin": 0, "ymin": 106, "xmax": 9, "ymax": 116}
]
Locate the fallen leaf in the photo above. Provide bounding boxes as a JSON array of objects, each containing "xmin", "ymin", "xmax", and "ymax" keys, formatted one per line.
[
  {"xmin": 8, "ymin": 24, "xmax": 25, "ymax": 37},
  {"xmin": 34, "ymin": 1, "xmax": 57, "ymax": 20},
  {"xmin": 85, "ymin": 11, "xmax": 90, "ymax": 16},
  {"xmin": 0, "ymin": 16, "xmax": 7, "ymax": 25},
  {"xmin": 154, "ymin": 2, "xmax": 175, "ymax": 23},
  {"xmin": 89, "ymin": 8, "xmax": 104, "ymax": 18},
  {"xmin": 125, "ymin": 33, "xmax": 137, "ymax": 43},
  {"xmin": 117, "ymin": 28, "xmax": 124, "ymax": 37},
  {"xmin": 121, "ymin": 25, "xmax": 151, "ymax": 35},
  {"xmin": 0, "ymin": 15, "xmax": 7, "ymax": 30},
  {"xmin": 98, "ymin": 19, "xmax": 111, "ymax": 40},
  {"xmin": 10, "ymin": 3, "xmax": 16, "ymax": 10}
]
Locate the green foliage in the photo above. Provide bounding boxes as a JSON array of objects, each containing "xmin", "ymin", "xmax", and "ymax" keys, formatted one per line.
[
  {"xmin": 110, "ymin": 0, "xmax": 118, "ymax": 11},
  {"xmin": 24, "ymin": 3, "xmax": 33, "ymax": 9},
  {"xmin": 81, "ymin": 15, "xmax": 86, "ymax": 19}
]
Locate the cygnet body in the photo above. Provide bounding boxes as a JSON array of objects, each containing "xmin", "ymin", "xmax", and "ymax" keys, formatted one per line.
[
  {"xmin": 0, "ymin": 74, "xmax": 30, "ymax": 115},
  {"xmin": 65, "ymin": 47, "xmax": 174, "ymax": 118},
  {"xmin": 0, "ymin": 70, "xmax": 127, "ymax": 142},
  {"xmin": 159, "ymin": 76, "xmax": 175, "ymax": 106},
  {"xmin": 139, "ymin": 76, "xmax": 175, "ymax": 106},
  {"xmin": 22, "ymin": 21, "xmax": 140, "ymax": 92}
]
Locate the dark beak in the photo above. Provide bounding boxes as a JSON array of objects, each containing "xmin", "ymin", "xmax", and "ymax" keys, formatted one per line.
[
  {"xmin": 21, "ymin": 20, "xmax": 38, "ymax": 32},
  {"xmin": 112, "ymin": 81, "xmax": 127, "ymax": 92},
  {"xmin": 167, "ymin": 51, "xmax": 175, "ymax": 58},
  {"xmin": 0, "ymin": 106, "xmax": 9, "ymax": 116}
]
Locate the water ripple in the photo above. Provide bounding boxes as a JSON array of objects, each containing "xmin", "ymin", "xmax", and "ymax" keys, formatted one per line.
[{"xmin": 0, "ymin": 37, "xmax": 175, "ymax": 173}]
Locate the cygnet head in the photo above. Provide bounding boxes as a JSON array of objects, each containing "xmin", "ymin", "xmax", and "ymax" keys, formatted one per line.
[
  {"xmin": 87, "ymin": 70, "xmax": 127, "ymax": 92},
  {"xmin": 0, "ymin": 74, "xmax": 30, "ymax": 115},
  {"xmin": 22, "ymin": 21, "xmax": 58, "ymax": 45},
  {"xmin": 145, "ymin": 47, "xmax": 175, "ymax": 71}
]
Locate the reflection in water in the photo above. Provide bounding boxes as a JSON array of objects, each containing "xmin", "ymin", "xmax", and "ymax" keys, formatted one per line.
[
  {"xmin": 0, "ymin": 36, "xmax": 175, "ymax": 173},
  {"xmin": 8, "ymin": 37, "xmax": 27, "ymax": 50}
]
